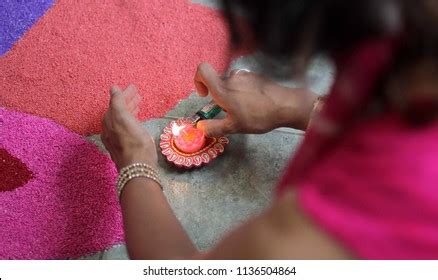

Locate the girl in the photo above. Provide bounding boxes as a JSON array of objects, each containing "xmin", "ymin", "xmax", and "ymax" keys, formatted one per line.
[{"xmin": 102, "ymin": 0, "xmax": 438, "ymax": 259}]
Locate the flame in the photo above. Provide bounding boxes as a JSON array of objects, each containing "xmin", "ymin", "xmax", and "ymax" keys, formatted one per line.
[{"xmin": 171, "ymin": 123, "xmax": 186, "ymax": 136}]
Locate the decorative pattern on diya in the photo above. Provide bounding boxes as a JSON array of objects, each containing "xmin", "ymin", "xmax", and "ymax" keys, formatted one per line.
[{"xmin": 160, "ymin": 118, "xmax": 229, "ymax": 168}]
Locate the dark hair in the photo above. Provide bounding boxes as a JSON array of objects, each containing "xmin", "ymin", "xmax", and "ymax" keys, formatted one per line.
[
  {"xmin": 222, "ymin": 0, "xmax": 396, "ymax": 57},
  {"xmin": 222, "ymin": 0, "xmax": 438, "ymax": 123}
]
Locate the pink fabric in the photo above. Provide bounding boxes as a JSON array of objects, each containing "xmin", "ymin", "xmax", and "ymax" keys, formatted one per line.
[
  {"xmin": 0, "ymin": 108, "xmax": 124, "ymax": 259},
  {"xmin": 279, "ymin": 38, "xmax": 398, "ymax": 190},
  {"xmin": 278, "ymin": 38, "xmax": 438, "ymax": 259},
  {"xmin": 299, "ymin": 115, "xmax": 438, "ymax": 259}
]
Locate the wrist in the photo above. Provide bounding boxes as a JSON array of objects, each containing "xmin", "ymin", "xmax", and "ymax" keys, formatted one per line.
[
  {"xmin": 271, "ymin": 86, "xmax": 319, "ymax": 131},
  {"xmin": 117, "ymin": 151, "xmax": 158, "ymax": 171},
  {"xmin": 116, "ymin": 162, "xmax": 162, "ymax": 201},
  {"xmin": 118, "ymin": 159, "xmax": 157, "ymax": 171}
]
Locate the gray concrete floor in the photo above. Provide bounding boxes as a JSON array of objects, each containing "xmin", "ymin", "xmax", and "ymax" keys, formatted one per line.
[
  {"xmin": 80, "ymin": 0, "xmax": 334, "ymax": 260},
  {"xmin": 191, "ymin": 0, "xmax": 221, "ymax": 9},
  {"xmin": 83, "ymin": 94, "xmax": 305, "ymax": 260}
]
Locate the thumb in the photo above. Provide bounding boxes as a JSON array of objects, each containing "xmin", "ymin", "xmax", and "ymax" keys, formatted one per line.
[{"xmin": 197, "ymin": 119, "xmax": 234, "ymax": 137}]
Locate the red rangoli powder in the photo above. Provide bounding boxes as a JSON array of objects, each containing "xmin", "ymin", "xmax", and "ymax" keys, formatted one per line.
[{"xmin": 0, "ymin": 148, "xmax": 33, "ymax": 192}]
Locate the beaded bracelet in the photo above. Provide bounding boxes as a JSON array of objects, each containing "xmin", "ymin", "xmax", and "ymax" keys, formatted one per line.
[{"xmin": 116, "ymin": 163, "xmax": 163, "ymax": 200}]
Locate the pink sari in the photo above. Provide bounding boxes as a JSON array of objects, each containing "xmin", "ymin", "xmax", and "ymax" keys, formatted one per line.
[{"xmin": 278, "ymin": 38, "xmax": 438, "ymax": 259}]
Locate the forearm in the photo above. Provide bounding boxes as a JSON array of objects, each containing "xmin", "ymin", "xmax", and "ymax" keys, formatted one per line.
[
  {"xmin": 267, "ymin": 84, "xmax": 319, "ymax": 131},
  {"xmin": 120, "ymin": 178, "xmax": 197, "ymax": 259}
]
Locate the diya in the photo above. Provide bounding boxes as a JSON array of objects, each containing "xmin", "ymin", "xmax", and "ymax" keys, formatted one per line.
[{"xmin": 159, "ymin": 101, "xmax": 229, "ymax": 168}]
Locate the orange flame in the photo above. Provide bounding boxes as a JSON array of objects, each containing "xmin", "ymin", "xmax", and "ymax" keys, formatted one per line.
[{"xmin": 171, "ymin": 123, "xmax": 185, "ymax": 136}]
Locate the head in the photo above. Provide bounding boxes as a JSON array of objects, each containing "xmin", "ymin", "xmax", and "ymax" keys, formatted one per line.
[{"xmin": 221, "ymin": 0, "xmax": 438, "ymax": 124}]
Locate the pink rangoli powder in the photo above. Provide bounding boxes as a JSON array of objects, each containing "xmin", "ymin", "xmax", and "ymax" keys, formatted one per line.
[{"xmin": 0, "ymin": 108, "xmax": 124, "ymax": 259}]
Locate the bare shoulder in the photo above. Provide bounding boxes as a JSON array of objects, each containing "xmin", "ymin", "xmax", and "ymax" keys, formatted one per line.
[{"xmin": 204, "ymin": 189, "xmax": 353, "ymax": 259}]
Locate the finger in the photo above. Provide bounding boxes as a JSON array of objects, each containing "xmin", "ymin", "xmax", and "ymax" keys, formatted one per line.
[
  {"xmin": 129, "ymin": 90, "xmax": 142, "ymax": 107},
  {"xmin": 196, "ymin": 119, "xmax": 234, "ymax": 137},
  {"xmin": 110, "ymin": 85, "xmax": 122, "ymax": 97},
  {"xmin": 195, "ymin": 63, "xmax": 219, "ymax": 97},
  {"xmin": 107, "ymin": 95, "xmax": 130, "ymax": 131},
  {"xmin": 126, "ymin": 93, "xmax": 141, "ymax": 115},
  {"xmin": 108, "ymin": 87, "xmax": 142, "ymax": 133},
  {"xmin": 110, "ymin": 86, "xmax": 128, "ymax": 114},
  {"xmin": 123, "ymin": 85, "xmax": 142, "ymax": 115},
  {"xmin": 194, "ymin": 63, "xmax": 230, "ymax": 106},
  {"xmin": 125, "ymin": 84, "xmax": 138, "ymax": 94},
  {"xmin": 124, "ymin": 84, "xmax": 139, "ymax": 102}
]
